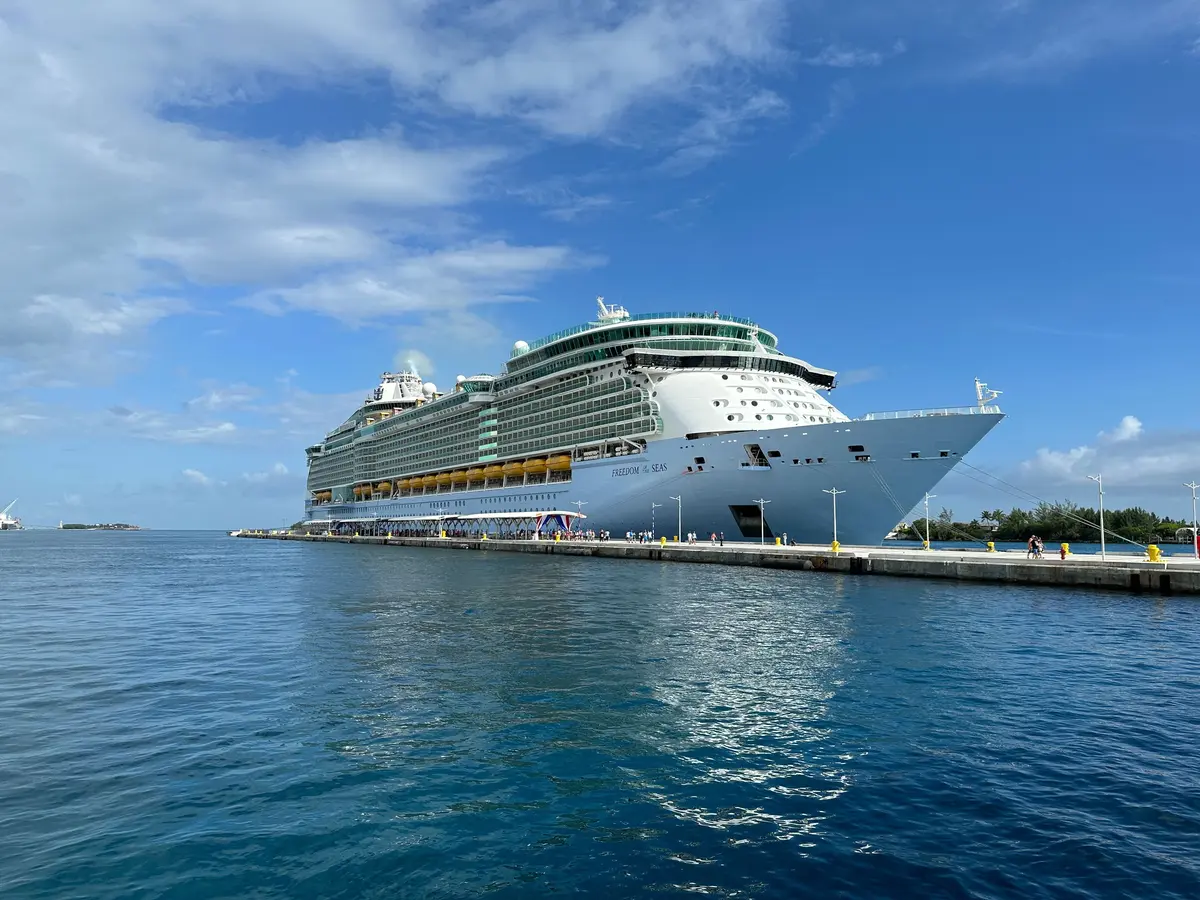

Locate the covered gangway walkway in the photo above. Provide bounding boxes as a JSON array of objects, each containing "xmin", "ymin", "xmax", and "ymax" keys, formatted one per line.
[{"xmin": 301, "ymin": 510, "xmax": 588, "ymax": 539}]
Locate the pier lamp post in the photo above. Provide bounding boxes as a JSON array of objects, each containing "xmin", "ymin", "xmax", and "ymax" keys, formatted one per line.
[
  {"xmin": 669, "ymin": 495, "xmax": 682, "ymax": 542},
  {"xmin": 1088, "ymin": 474, "xmax": 1106, "ymax": 560},
  {"xmin": 1186, "ymin": 482, "xmax": 1199, "ymax": 559},
  {"xmin": 923, "ymin": 493, "xmax": 936, "ymax": 549},
  {"xmin": 754, "ymin": 498, "xmax": 771, "ymax": 544},
  {"xmin": 572, "ymin": 500, "xmax": 588, "ymax": 533},
  {"xmin": 823, "ymin": 488, "xmax": 846, "ymax": 546},
  {"xmin": 651, "ymin": 502, "xmax": 662, "ymax": 537}
]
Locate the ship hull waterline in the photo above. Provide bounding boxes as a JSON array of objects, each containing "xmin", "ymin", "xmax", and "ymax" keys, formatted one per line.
[{"xmin": 304, "ymin": 413, "xmax": 1003, "ymax": 545}]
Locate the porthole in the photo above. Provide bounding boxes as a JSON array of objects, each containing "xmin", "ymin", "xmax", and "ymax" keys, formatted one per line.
[
  {"xmin": 721, "ymin": 375, "xmax": 728, "ymax": 380},
  {"xmin": 712, "ymin": 400, "xmax": 720, "ymax": 407}
]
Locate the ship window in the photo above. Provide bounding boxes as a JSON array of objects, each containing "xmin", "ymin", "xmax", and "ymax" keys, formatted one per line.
[
  {"xmin": 687, "ymin": 466, "xmax": 693, "ymax": 472},
  {"xmin": 940, "ymin": 450, "xmax": 950, "ymax": 458},
  {"xmin": 793, "ymin": 459, "xmax": 800, "ymax": 465},
  {"xmin": 694, "ymin": 457, "xmax": 706, "ymax": 464},
  {"xmin": 848, "ymin": 445, "xmax": 865, "ymax": 453},
  {"xmin": 855, "ymin": 455, "xmax": 871, "ymax": 462},
  {"xmin": 817, "ymin": 457, "xmax": 825, "ymax": 463},
  {"xmin": 911, "ymin": 452, "xmax": 920, "ymax": 459}
]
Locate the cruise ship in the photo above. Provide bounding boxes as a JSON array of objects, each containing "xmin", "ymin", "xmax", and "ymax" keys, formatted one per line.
[{"xmin": 302, "ymin": 300, "xmax": 1004, "ymax": 544}]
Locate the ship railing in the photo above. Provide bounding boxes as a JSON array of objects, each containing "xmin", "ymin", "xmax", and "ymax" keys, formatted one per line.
[
  {"xmin": 857, "ymin": 405, "xmax": 1003, "ymax": 421},
  {"xmin": 526, "ymin": 311, "xmax": 762, "ymax": 351}
]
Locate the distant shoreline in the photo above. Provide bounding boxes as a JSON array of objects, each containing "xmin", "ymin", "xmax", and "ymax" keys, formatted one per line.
[{"xmin": 59, "ymin": 524, "xmax": 142, "ymax": 531}]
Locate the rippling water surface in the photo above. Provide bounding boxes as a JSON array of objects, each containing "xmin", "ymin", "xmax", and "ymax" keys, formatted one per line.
[{"xmin": 2, "ymin": 531, "xmax": 1199, "ymax": 899}]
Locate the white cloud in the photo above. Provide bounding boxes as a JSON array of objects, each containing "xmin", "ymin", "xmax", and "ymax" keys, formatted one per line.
[
  {"xmin": 106, "ymin": 407, "xmax": 239, "ymax": 443},
  {"xmin": 794, "ymin": 80, "xmax": 855, "ymax": 155},
  {"xmin": 245, "ymin": 242, "xmax": 595, "ymax": 321},
  {"xmin": 1101, "ymin": 415, "xmax": 1143, "ymax": 443},
  {"xmin": 242, "ymin": 462, "xmax": 290, "ymax": 483},
  {"xmin": 185, "ymin": 383, "xmax": 262, "ymax": 412},
  {"xmin": 182, "ymin": 468, "xmax": 216, "ymax": 487},
  {"xmin": 1021, "ymin": 415, "xmax": 1200, "ymax": 489},
  {"xmin": 803, "ymin": 40, "xmax": 906, "ymax": 69},
  {"xmin": 660, "ymin": 90, "xmax": 788, "ymax": 175}
]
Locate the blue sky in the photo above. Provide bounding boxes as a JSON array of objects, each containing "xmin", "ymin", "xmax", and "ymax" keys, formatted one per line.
[{"xmin": 1, "ymin": 0, "xmax": 1198, "ymax": 530}]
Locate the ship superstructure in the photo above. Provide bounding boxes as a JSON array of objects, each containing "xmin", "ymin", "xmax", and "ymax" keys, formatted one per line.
[{"xmin": 302, "ymin": 299, "xmax": 1004, "ymax": 544}]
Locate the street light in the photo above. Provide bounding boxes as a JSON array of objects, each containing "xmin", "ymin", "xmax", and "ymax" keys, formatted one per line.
[
  {"xmin": 1088, "ymin": 474, "xmax": 1105, "ymax": 560},
  {"xmin": 823, "ymin": 488, "xmax": 846, "ymax": 546},
  {"xmin": 1186, "ymin": 481, "xmax": 1199, "ymax": 559},
  {"xmin": 651, "ymin": 502, "xmax": 662, "ymax": 536},
  {"xmin": 669, "ymin": 495, "xmax": 682, "ymax": 542},
  {"xmin": 754, "ymin": 498, "xmax": 771, "ymax": 544},
  {"xmin": 572, "ymin": 500, "xmax": 588, "ymax": 533},
  {"xmin": 923, "ymin": 492, "xmax": 936, "ymax": 550}
]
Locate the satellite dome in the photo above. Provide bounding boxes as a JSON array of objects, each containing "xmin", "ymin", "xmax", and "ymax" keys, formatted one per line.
[
  {"xmin": 422, "ymin": 383, "xmax": 437, "ymax": 397},
  {"xmin": 456, "ymin": 374, "xmax": 466, "ymax": 383},
  {"xmin": 512, "ymin": 340, "xmax": 530, "ymax": 357}
]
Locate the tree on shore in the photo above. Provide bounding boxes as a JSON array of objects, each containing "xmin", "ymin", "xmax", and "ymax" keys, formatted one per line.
[{"xmin": 893, "ymin": 502, "xmax": 1188, "ymax": 544}]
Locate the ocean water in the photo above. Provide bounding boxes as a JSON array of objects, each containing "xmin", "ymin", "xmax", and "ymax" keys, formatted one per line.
[{"xmin": 2, "ymin": 531, "xmax": 1199, "ymax": 899}]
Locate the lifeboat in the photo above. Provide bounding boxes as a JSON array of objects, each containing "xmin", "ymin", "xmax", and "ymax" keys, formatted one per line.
[
  {"xmin": 421, "ymin": 475, "xmax": 437, "ymax": 490},
  {"xmin": 376, "ymin": 482, "xmax": 392, "ymax": 493},
  {"xmin": 450, "ymin": 470, "xmax": 468, "ymax": 484},
  {"xmin": 398, "ymin": 478, "xmax": 410, "ymax": 491},
  {"xmin": 502, "ymin": 461, "xmax": 524, "ymax": 478},
  {"xmin": 435, "ymin": 471, "xmax": 453, "ymax": 486},
  {"xmin": 352, "ymin": 485, "xmax": 363, "ymax": 496},
  {"xmin": 523, "ymin": 458, "xmax": 547, "ymax": 475},
  {"xmin": 483, "ymin": 465, "xmax": 504, "ymax": 480},
  {"xmin": 547, "ymin": 455, "xmax": 572, "ymax": 472},
  {"xmin": 466, "ymin": 468, "xmax": 485, "ymax": 483}
]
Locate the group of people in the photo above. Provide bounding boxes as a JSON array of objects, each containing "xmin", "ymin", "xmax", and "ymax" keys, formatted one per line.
[{"xmin": 1027, "ymin": 535, "xmax": 1045, "ymax": 558}]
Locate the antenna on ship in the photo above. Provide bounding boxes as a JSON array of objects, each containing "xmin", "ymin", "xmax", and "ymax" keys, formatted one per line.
[
  {"xmin": 595, "ymin": 295, "xmax": 629, "ymax": 323},
  {"xmin": 975, "ymin": 378, "xmax": 1002, "ymax": 410}
]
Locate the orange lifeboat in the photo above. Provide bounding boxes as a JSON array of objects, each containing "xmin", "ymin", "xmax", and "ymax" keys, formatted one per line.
[
  {"xmin": 421, "ymin": 475, "xmax": 437, "ymax": 490},
  {"xmin": 376, "ymin": 482, "xmax": 392, "ymax": 493},
  {"xmin": 483, "ymin": 465, "xmax": 504, "ymax": 480},
  {"xmin": 547, "ymin": 455, "xmax": 571, "ymax": 472},
  {"xmin": 502, "ymin": 461, "xmax": 524, "ymax": 479},
  {"xmin": 450, "ymin": 470, "xmax": 468, "ymax": 484},
  {"xmin": 466, "ymin": 468, "xmax": 485, "ymax": 483},
  {"xmin": 523, "ymin": 458, "xmax": 547, "ymax": 475},
  {"xmin": 435, "ymin": 472, "xmax": 453, "ymax": 486}
]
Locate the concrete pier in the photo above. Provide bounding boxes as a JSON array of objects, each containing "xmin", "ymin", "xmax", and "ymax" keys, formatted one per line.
[{"xmin": 233, "ymin": 532, "xmax": 1200, "ymax": 596}]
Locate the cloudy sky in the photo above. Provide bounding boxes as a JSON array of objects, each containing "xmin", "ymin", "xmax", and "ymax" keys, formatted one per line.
[{"xmin": 1, "ymin": 0, "xmax": 1198, "ymax": 529}]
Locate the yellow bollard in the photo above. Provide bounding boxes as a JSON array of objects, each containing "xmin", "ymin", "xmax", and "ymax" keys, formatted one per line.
[
  {"xmin": 660, "ymin": 536, "xmax": 666, "ymax": 547},
  {"xmin": 439, "ymin": 529, "xmax": 446, "ymax": 539},
  {"xmin": 1148, "ymin": 544, "xmax": 1161, "ymax": 562},
  {"xmin": 922, "ymin": 540, "xmax": 930, "ymax": 550},
  {"xmin": 831, "ymin": 540, "xmax": 841, "ymax": 554},
  {"xmin": 987, "ymin": 541, "xmax": 995, "ymax": 553},
  {"xmin": 775, "ymin": 537, "xmax": 781, "ymax": 546},
  {"xmin": 1061, "ymin": 542, "xmax": 1070, "ymax": 559},
  {"xmin": 674, "ymin": 535, "xmax": 679, "ymax": 543},
  {"xmin": 354, "ymin": 532, "xmax": 359, "ymax": 538},
  {"xmin": 481, "ymin": 533, "xmax": 487, "ymax": 541}
]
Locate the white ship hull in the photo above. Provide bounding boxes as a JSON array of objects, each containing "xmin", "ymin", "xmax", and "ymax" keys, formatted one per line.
[{"xmin": 305, "ymin": 411, "xmax": 1002, "ymax": 545}]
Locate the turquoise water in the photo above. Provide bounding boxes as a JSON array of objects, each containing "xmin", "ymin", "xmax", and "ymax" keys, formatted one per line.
[{"xmin": 2, "ymin": 530, "xmax": 1198, "ymax": 899}]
